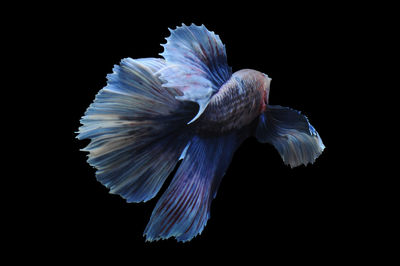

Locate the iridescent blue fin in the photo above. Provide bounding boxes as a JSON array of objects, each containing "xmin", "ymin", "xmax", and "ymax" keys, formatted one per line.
[
  {"xmin": 144, "ymin": 134, "xmax": 238, "ymax": 242},
  {"xmin": 255, "ymin": 105, "xmax": 325, "ymax": 168},
  {"xmin": 77, "ymin": 58, "xmax": 196, "ymax": 203},
  {"xmin": 158, "ymin": 23, "xmax": 232, "ymax": 123}
]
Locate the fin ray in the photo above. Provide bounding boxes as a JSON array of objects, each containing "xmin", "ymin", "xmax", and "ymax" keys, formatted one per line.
[
  {"xmin": 255, "ymin": 105, "xmax": 325, "ymax": 167},
  {"xmin": 77, "ymin": 58, "xmax": 195, "ymax": 202},
  {"xmin": 158, "ymin": 24, "xmax": 232, "ymax": 123},
  {"xmin": 144, "ymin": 134, "xmax": 238, "ymax": 242}
]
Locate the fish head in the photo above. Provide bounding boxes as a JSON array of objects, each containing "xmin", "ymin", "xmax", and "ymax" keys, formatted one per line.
[
  {"xmin": 262, "ymin": 73, "xmax": 271, "ymax": 105},
  {"xmin": 256, "ymin": 73, "xmax": 271, "ymax": 113}
]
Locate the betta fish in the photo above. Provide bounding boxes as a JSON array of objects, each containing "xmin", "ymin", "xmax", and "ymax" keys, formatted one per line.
[{"xmin": 77, "ymin": 24, "xmax": 325, "ymax": 242}]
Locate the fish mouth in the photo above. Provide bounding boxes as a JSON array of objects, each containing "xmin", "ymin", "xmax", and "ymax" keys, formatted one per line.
[
  {"xmin": 263, "ymin": 73, "xmax": 272, "ymax": 90},
  {"xmin": 263, "ymin": 73, "xmax": 271, "ymax": 105}
]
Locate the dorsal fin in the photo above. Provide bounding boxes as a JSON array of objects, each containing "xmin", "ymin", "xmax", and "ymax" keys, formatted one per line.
[{"xmin": 157, "ymin": 23, "xmax": 232, "ymax": 123}]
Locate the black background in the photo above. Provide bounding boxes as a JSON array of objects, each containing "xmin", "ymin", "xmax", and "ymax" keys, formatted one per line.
[{"xmin": 22, "ymin": 3, "xmax": 375, "ymax": 262}]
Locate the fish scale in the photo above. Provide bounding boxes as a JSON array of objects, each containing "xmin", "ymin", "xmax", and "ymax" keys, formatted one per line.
[
  {"xmin": 77, "ymin": 24, "xmax": 325, "ymax": 242},
  {"xmin": 194, "ymin": 69, "xmax": 267, "ymax": 134}
]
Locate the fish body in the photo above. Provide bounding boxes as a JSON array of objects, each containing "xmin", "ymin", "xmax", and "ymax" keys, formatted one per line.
[
  {"xmin": 77, "ymin": 24, "xmax": 325, "ymax": 242},
  {"xmin": 194, "ymin": 69, "xmax": 270, "ymax": 134}
]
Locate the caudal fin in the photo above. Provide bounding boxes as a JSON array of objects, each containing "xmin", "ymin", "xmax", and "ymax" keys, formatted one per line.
[
  {"xmin": 77, "ymin": 58, "xmax": 196, "ymax": 203},
  {"xmin": 144, "ymin": 134, "xmax": 238, "ymax": 242},
  {"xmin": 255, "ymin": 105, "xmax": 325, "ymax": 167}
]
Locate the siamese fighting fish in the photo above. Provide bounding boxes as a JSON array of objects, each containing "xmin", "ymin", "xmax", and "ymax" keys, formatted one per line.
[{"xmin": 77, "ymin": 24, "xmax": 325, "ymax": 242}]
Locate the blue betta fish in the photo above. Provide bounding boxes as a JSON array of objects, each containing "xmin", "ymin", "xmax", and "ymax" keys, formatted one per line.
[{"xmin": 77, "ymin": 24, "xmax": 325, "ymax": 242}]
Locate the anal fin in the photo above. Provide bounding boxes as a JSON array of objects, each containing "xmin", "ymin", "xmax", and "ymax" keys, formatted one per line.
[{"xmin": 144, "ymin": 134, "xmax": 237, "ymax": 242}]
